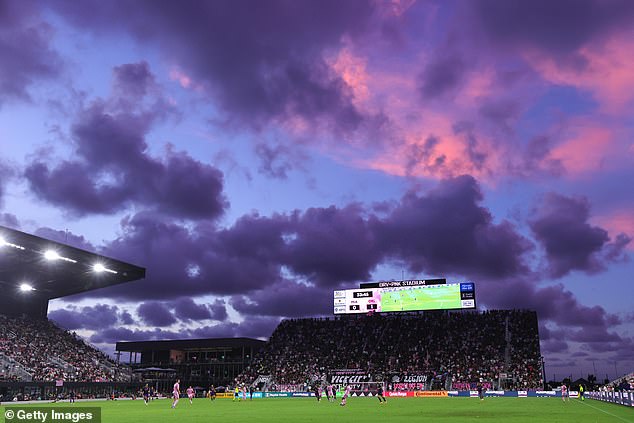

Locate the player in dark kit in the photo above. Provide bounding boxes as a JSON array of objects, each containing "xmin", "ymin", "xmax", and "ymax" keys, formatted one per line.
[
  {"xmin": 142, "ymin": 384, "xmax": 150, "ymax": 405},
  {"xmin": 376, "ymin": 383, "xmax": 386, "ymax": 404},
  {"xmin": 314, "ymin": 384, "xmax": 321, "ymax": 402},
  {"xmin": 208, "ymin": 385, "xmax": 216, "ymax": 401},
  {"xmin": 477, "ymin": 381, "xmax": 485, "ymax": 400}
]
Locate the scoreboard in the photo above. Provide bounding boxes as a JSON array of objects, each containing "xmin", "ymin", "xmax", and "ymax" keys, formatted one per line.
[{"xmin": 333, "ymin": 282, "xmax": 476, "ymax": 314}]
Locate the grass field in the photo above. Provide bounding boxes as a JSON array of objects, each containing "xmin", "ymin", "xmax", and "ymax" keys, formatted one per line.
[{"xmin": 2, "ymin": 397, "xmax": 633, "ymax": 423}]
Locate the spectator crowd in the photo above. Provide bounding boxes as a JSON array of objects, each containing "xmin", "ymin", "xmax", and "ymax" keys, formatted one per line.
[
  {"xmin": 238, "ymin": 310, "xmax": 542, "ymax": 390},
  {"xmin": 0, "ymin": 314, "xmax": 129, "ymax": 382}
]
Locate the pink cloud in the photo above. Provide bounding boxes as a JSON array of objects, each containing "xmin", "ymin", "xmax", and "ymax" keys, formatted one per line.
[
  {"xmin": 169, "ymin": 67, "xmax": 205, "ymax": 93},
  {"xmin": 528, "ymin": 31, "xmax": 634, "ymax": 114},
  {"xmin": 593, "ymin": 211, "xmax": 634, "ymax": 251},
  {"xmin": 549, "ymin": 124, "xmax": 613, "ymax": 176}
]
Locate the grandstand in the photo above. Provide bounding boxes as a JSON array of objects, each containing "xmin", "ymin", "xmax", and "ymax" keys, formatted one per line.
[
  {"xmin": 236, "ymin": 310, "xmax": 543, "ymax": 392},
  {"xmin": 0, "ymin": 225, "xmax": 145, "ymax": 400}
]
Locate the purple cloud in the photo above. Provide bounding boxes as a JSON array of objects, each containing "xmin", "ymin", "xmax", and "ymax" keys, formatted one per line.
[
  {"xmin": 230, "ymin": 282, "xmax": 333, "ymax": 318},
  {"xmin": 63, "ymin": 176, "xmax": 535, "ymax": 304},
  {"xmin": 49, "ymin": 304, "xmax": 130, "ymax": 330},
  {"xmin": 49, "ymin": 0, "xmax": 376, "ymax": 131},
  {"xmin": 0, "ymin": 1, "xmax": 60, "ymax": 103},
  {"xmin": 0, "ymin": 212, "xmax": 20, "ymax": 228},
  {"xmin": 24, "ymin": 63, "xmax": 227, "ymax": 219},
  {"xmin": 373, "ymin": 175, "xmax": 532, "ymax": 278},
  {"xmin": 171, "ymin": 297, "xmax": 227, "ymax": 322},
  {"xmin": 254, "ymin": 142, "xmax": 307, "ymax": 180},
  {"xmin": 0, "ymin": 161, "xmax": 14, "ymax": 205},
  {"xmin": 529, "ymin": 193, "xmax": 611, "ymax": 277},
  {"xmin": 137, "ymin": 301, "xmax": 177, "ymax": 327},
  {"xmin": 419, "ymin": 55, "xmax": 465, "ymax": 99},
  {"xmin": 284, "ymin": 204, "xmax": 382, "ymax": 286},
  {"xmin": 33, "ymin": 227, "xmax": 96, "ymax": 251},
  {"xmin": 473, "ymin": 0, "xmax": 634, "ymax": 57}
]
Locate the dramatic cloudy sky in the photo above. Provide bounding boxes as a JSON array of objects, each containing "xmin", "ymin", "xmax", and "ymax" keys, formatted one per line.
[{"xmin": 1, "ymin": 0, "xmax": 633, "ymax": 381}]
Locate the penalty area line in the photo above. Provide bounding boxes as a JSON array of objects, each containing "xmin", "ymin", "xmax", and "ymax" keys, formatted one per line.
[{"xmin": 573, "ymin": 399, "xmax": 633, "ymax": 423}]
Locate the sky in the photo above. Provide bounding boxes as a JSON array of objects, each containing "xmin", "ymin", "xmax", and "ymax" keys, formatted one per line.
[{"xmin": 0, "ymin": 0, "xmax": 633, "ymax": 382}]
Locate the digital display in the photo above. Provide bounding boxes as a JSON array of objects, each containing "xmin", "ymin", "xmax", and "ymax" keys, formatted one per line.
[{"xmin": 333, "ymin": 282, "xmax": 476, "ymax": 314}]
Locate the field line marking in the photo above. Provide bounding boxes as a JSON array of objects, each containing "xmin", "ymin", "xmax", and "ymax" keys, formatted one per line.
[{"xmin": 574, "ymin": 399, "xmax": 633, "ymax": 423}]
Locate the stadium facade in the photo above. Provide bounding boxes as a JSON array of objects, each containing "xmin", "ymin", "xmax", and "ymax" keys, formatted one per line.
[{"xmin": 115, "ymin": 338, "xmax": 265, "ymax": 390}]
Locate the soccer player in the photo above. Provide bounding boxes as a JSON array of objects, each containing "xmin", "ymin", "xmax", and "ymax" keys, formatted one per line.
[
  {"xmin": 314, "ymin": 385, "xmax": 321, "ymax": 402},
  {"xmin": 171, "ymin": 379, "xmax": 180, "ymax": 409},
  {"xmin": 579, "ymin": 384, "xmax": 585, "ymax": 401},
  {"xmin": 187, "ymin": 386, "xmax": 195, "ymax": 405},
  {"xmin": 376, "ymin": 383, "xmax": 386, "ymax": 404},
  {"xmin": 208, "ymin": 385, "xmax": 216, "ymax": 401},
  {"xmin": 326, "ymin": 384, "xmax": 333, "ymax": 402},
  {"xmin": 561, "ymin": 384, "xmax": 568, "ymax": 402},
  {"xmin": 242, "ymin": 385, "xmax": 247, "ymax": 401},
  {"xmin": 340, "ymin": 385, "xmax": 352, "ymax": 406},
  {"xmin": 249, "ymin": 385, "xmax": 254, "ymax": 400},
  {"xmin": 477, "ymin": 381, "xmax": 485, "ymax": 401},
  {"xmin": 233, "ymin": 386, "xmax": 239, "ymax": 402},
  {"xmin": 142, "ymin": 384, "xmax": 150, "ymax": 405}
]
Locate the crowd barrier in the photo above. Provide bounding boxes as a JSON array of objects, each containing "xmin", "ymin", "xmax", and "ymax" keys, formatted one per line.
[
  {"xmin": 587, "ymin": 391, "xmax": 634, "ymax": 407},
  {"xmin": 216, "ymin": 390, "xmax": 581, "ymax": 399}
]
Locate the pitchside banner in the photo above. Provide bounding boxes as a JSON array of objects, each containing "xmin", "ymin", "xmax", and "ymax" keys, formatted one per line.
[
  {"xmin": 389, "ymin": 374, "xmax": 428, "ymax": 391},
  {"xmin": 588, "ymin": 391, "xmax": 634, "ymax": 407}
]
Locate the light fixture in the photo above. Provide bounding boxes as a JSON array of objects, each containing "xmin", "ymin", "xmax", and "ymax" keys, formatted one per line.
[
  {"xmin": 43, "ymin": 249, "xmax": 77, "ymax": 263},
  {"xmin": 19, "ymin": 283, "xmax": 35, "ymax": 292},
  {"xmin": 0, "ymin": 237, "xmax": 25, "ymax": 250},
  {"xmin": 44, "ymin": 250, "xmax": 60, "ymax": 261},
  {"xmin": 93, "ymin": 263, "xmax": 117, "ymax": 274}
]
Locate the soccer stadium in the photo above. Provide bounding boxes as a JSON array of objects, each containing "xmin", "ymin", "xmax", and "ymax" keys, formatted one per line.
[
  {"xmin": 1, "ymin": 225, "xmax": 632, "ymax": 422},
  {"xmin": 2, "ymin": 1, "xmax": 634, "ymax": 423}
]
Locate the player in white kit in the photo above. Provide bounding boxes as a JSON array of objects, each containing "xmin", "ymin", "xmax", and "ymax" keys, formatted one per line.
[
  {"xmin": 187, "ymin": 386, "xmax": 195, "ymax": 404},
  {"xmin": 340, "ymin": 385, "xmax": 352, "ymax": 406},
  {"xmin": 171, "ymin": 379, "xmax": 181, "ymax": 409}
]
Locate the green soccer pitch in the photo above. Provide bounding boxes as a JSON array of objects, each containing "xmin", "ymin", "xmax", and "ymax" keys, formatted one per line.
[{"xmin": 2, "ymin": 397, "xmax": 633, "ymax": 423}]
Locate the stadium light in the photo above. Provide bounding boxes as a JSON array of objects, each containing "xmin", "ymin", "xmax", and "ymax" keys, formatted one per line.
[
  {"xmin": 43, "ymin": 249, "xmax": 77, "ymax": 263},
  {"xmin": 19, "ymin": 283, "xmax": 35, "ymax": 292},
  {"xmin": 0, "ymin": 237, "xmax": 25, "ymax": 250},
  {"xmin": 93, "ymin": 263, "xmax": 117, "ymax": 274},
  {"xmin": 44, "ymin": 250, "xmax": 60, "ymax": 260}
]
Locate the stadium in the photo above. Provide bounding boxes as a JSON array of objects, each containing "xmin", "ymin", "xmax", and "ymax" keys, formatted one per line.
[
  {"xmin": 2, "ymin": 1, "xmax": 634, "ymax": 422},
  {"xmin": 1, "ymin": 225, "xmax": 632, "ymax": 422}
]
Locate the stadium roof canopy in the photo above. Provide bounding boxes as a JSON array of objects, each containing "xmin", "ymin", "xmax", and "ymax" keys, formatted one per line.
[
  {"xmin": 0, "ymin": 225, "xmax": 145, "ymax": 316},
  {"xmin": 116, "ymin": 337, "xmax": 266, "ymax": 353}
]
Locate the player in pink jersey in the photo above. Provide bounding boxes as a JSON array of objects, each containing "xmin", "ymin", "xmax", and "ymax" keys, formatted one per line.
[
  {"xmin": 171, "ymin": 379, "xmax": 180, "ymax": 409},
  {"xmin": 187, "ymin": 386, "xmax": 195, "ymax": 404},
  {"xmin": 561, "ymin": 384, "xmax": 568, "ymax": 402},
  {"xmin": 340, "ymin": 385, "xmax": 352, "ymax": 406},
  {"xmin": 326, "ymin": 385, "xmax": 333, "ymax": 402}
]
